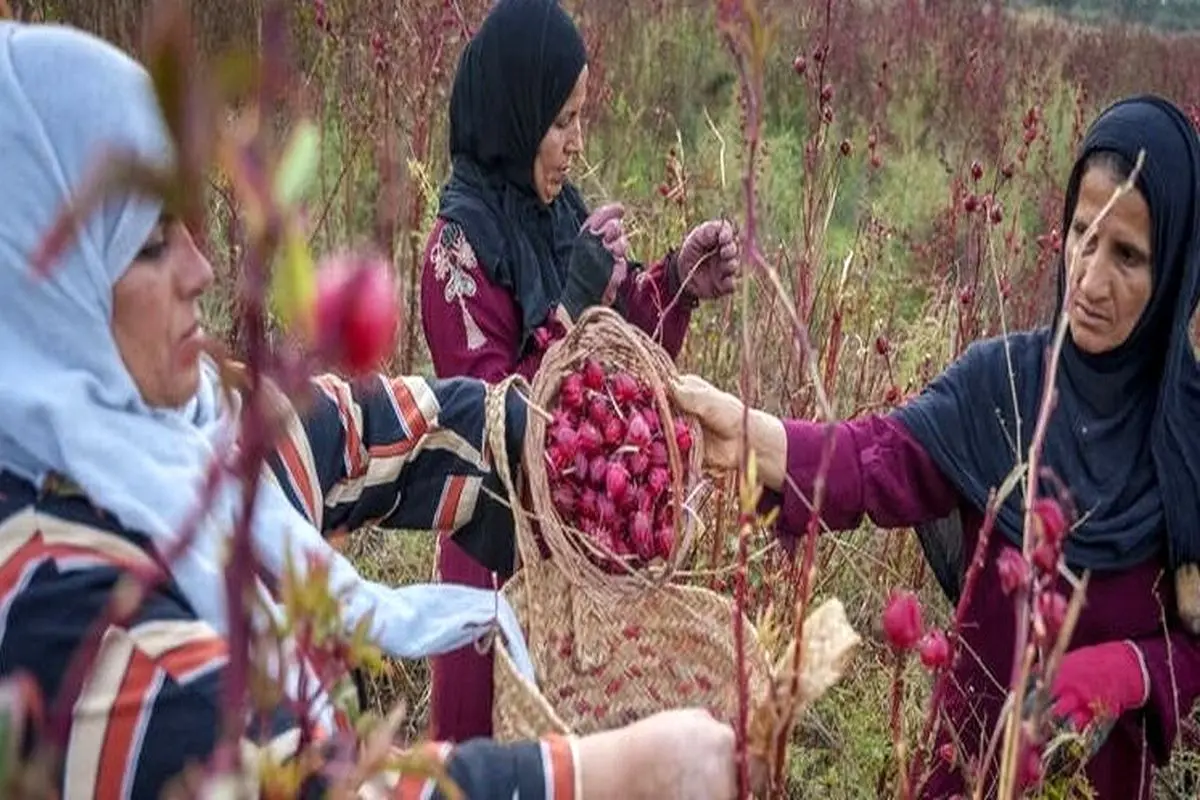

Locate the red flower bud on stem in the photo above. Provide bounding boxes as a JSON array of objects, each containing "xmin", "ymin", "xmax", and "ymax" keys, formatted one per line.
[
  {"xmin": 882, "ymin": 590, "xmax": 924, "ymax": 652},
  {"xmin": 315, "ymin": 254, "xmax": 399, "ymax": 376},
  {"xmin": 917, "ymin": 629, "xmax": 951, "ymax": 670}
]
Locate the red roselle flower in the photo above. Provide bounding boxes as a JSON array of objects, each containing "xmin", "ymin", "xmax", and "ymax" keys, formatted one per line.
[
  {"xmin": 996, "ymin": 547, "xmax": 1029, "ymax": 595},
  {"xmin": 917, "ymin": 629, "xmax": 951, "ymax": 670},
  {"xmin": 1033, "ymin": 497, "xmax": 1068, "ymax": 545},
  {"xmin": 1031, "ymin": 542, "xmax": 1058, "ymax": 575},
  {"xmin": 882, "ymin": 590, "xmax": 924, "ymax": 652},
  {"xmin": 315, "ymin": 254, "xmax": 400, "ymax": 376},
  {"xmin": 874, "ymin": 334, "xmax": 890, "ymax": 356}
]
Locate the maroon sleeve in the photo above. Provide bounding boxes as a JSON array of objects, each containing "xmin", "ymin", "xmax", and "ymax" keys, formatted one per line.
[
  {"xmin": 620, "ymin": 254, "xmax": 696, "ymax": 360},
  {"xmin": 1132, "ymin": 631, "xmax": 1200, "ymax": 763},
  {"xmin": 420, "ymin": 218, "xmax": 547, "ymax": 382},
  {"xmin": 421, "ymin": 220, "xmax": 695, "ymax": 380},
  {"xmin": 759, "ymin": 414, "xmax": 961, "ymax": 550}
]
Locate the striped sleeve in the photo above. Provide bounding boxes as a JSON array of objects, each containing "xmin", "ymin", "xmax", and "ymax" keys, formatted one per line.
[
  {"xmin": 247, "ymin": 732, "xmax": 580, "ymax": 799},
  {"xmin": 266, "ymin": 372, "xmax": 527, "ymax": 575},
  {"xmin": 385, "ymin": 733, "xmax": 580, "ymax": 800}
]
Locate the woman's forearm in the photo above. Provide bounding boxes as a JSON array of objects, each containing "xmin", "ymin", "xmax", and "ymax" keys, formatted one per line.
[{"xmin": 747, "ymin": 408, "xmax": 787, "ymax": 492}]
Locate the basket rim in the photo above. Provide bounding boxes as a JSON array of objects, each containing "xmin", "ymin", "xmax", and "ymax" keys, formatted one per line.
[{"xmin": 520, "ymin": 306, "xmax": 708, "ymax": 598}]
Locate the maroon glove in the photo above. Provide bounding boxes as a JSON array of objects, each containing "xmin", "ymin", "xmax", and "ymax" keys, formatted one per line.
[
  {"xmin": 1050, "ymin": 640, "xmax": 1149, "ymax": 731},
  {"xmin": 676, "ymin": 219, "xmax": 738, "ymax": 300}
]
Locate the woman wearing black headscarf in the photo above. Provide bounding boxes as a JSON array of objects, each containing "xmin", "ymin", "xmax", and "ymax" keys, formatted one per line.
[
  {"xmin": 420, "ymin": 0, "xmax": 739, "ymax": 743},
  {"xmin": 673, "ymin": 94, "xmax": 1200, "ymax": 797}
]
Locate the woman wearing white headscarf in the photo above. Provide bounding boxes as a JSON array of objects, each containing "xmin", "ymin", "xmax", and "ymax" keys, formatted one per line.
[{"xmin": 0, "ymin": 20, "xmax": 743, "ymax": 800}]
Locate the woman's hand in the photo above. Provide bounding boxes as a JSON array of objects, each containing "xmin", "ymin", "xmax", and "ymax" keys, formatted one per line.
[
  {"xmin": 561, "ymin": 203, "xmax": 630, "ymax": 319},
  {"xmin": 671, "ymin": 374, "xmax": 787, "ymax": 491},
  {"xmin": 675, "ymin": 218, "xmax": 739, "ymax": 300},
  {"xmin": 575, "ymin": 708, "xmax": 764, "ymax": 799}
]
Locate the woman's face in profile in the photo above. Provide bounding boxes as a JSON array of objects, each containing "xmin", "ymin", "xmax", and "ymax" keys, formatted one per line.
[
  {"xmin": 110, "ymin": 216, "xmax": 214, "ymax": 407},
  {"xmin": 533, "ymin": 65, "xmax": 588, "ymax": 205},
  {"xmin": 1065, "ymin": 165, "xmax": 1153, "ymax": 355}
]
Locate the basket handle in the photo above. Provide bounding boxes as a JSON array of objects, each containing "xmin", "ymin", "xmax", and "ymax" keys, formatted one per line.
[{"xmin": 484, "ymin": 374, "xmax": 542, "ymax": 574}]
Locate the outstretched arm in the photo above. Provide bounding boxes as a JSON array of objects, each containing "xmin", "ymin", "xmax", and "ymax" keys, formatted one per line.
[
  {"xmin": 266, "ymin": 369, "xmax": 526, "ymax": 576},
  {"xmin": 671, "ymin": 375, "xmax": 960, "ymax": 551}
]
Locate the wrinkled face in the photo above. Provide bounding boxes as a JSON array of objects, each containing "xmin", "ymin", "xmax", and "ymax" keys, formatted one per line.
[
  {"xmin": 533, "ymin": 65, "xmax": 588, "ymax": 205},
  {"xmin": 1064, "ymin": 165, "xmax": 1154, "ymax": 354},
  {"xmin": 111, "ymin": 216, "xmax": 214, "ymax": 408}
]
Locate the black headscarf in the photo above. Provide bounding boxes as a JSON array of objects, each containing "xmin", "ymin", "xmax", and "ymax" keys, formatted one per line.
[
  {"xmin": 893, "ymin": 95, "xmax": 1200, "ymax": 601},
  {"xmin": 437, "ymin": 0, "xmax": 591, "ymax": 351}
]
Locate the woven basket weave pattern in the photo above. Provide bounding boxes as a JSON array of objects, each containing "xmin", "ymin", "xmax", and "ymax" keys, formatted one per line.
[{"xmin": 485, "ymin": 308, "xmax": 776, "ymax": 742}]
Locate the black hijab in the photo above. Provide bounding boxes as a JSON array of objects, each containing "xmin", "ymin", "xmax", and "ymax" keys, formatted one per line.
[
  {"xmin": 437, "ymin": 0, "xmax": 591, "ymax": 351},
  {"xmin": 892, "ymin": 95, "xmax": 1200, "ymax": 601}
]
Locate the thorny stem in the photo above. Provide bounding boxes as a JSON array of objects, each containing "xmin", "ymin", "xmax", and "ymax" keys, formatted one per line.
[
  {"xmin": 889, "ymin": 652, "xmax": 910, "ymax": 800},
  {"xmin": 996, "ymin": 151, "xmax": 1144, "ymax": 799},
  {"xmin": 715, "ymin": 2, "xmax": 849, "ymax": 795},
  {"xmin": 215, "ymin": 223, "xmax": 277, "ymax": 770}
]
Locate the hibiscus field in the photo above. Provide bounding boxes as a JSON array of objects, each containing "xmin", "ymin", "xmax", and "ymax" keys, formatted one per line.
[{"xmin": 19, "ymin": 0, "xmax": 1200, "ymax": 796}]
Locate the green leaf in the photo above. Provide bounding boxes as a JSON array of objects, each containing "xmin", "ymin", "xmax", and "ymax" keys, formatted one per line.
[
  {"xmin": 274, "ymin": 121, "xmax": 321, "ymax": 209},
  {"xmin": 270, "ymin": 223, "xmax": 317, "ymax": 337}
]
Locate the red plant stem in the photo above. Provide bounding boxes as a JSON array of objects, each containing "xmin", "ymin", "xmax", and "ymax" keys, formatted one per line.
[
  {"xmin": 996, "ymin": 155, "xmax": 1144, "ymax": 798},
  {"xmin": 214, "ymin": 228, "xmax": 276, "ymax": 769},
  {"xmin": 889, "ymin": 652, "xmax": 911, "ymax": 800},
  {"xmin": 715, "ymin": 2, "xmax": 846, "ymax": 794},
  {"xmin": 732, "ymin": 505, "xmax": 752, "ymax": 798},
  {"xmin": 907, "ymin": 488, "xmax": 1000, "ymax": 794},
  {"xmin": 769, "ymin": 427, "xmax": 835, "ymax": 793}
]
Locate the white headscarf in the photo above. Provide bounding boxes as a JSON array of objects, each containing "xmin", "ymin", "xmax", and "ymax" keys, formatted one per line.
[{"xmin": 0, "ymin": 21, "xmax": 534, "ymax": 725}]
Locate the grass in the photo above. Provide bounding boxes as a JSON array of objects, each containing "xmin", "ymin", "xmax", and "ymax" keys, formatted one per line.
[{"xmin": 18, "ymin": 0, "xmax": 1200, "ymax": 795}]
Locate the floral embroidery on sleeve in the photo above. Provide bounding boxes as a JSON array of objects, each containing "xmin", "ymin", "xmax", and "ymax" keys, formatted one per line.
[{"xmin": 431, "ymin": 222, "xmax": 487, "ymax": 351}]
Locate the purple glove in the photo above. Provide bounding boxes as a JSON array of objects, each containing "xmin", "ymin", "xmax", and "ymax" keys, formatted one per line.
[
  {"xmin": 675, "ymin": 219, "xmax": 739, "ymax": 300},
  {"xmin": 581, "ymin": 203, "xmax": 629, "ymax": 304}
]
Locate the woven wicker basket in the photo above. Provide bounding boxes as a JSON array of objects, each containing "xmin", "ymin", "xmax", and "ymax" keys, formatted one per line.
[
  {"xmin": 523, "ymin": 305, "xmax": 708, "ymax": 596},
  {"xmin": 492, "ymin": 558, "xmax": 775, "ymax": 740},
  {"xmin": 481, "ymin": 308, "xmax": 778, "ymax": 742}
]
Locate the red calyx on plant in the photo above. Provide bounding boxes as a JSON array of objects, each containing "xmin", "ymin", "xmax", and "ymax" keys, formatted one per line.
[
  {"xmin": 543, "ymin": 359, "xmax": 696, "ymax": 573},
  {"xmin": 996, "ymin": 547, "xmax": 1030, "ymax": 595},
  {"xmin": 882, "ymin": 590, "xmax": 924, "ymax": 652},
  {"xmin": 314, "ymin": 254, "xmax": 399, "ymax": 376},
  {"xmin": 917, "ymin": 629, "xmax": 951, "ymax": 670}
]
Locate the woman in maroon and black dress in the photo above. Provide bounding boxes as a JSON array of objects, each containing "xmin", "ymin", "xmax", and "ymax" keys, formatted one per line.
[
  {"xmin": 419, "ymin": 0, "xmax": 740, "ymax": 743},
  {"xmin": 676, "ymin": 94, "xmax": 1200, "ymax": 798}
]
